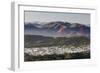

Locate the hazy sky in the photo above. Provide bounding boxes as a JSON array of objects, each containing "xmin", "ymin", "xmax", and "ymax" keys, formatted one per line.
[{"xmin": 24, "ymin": 11, "xmax": 90, "ymax": 25}]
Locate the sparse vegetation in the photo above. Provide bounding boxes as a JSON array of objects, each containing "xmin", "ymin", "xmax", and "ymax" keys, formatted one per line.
[{"xmin": 24, "ymin": 35, "xmax": 90, "ymax": 48}]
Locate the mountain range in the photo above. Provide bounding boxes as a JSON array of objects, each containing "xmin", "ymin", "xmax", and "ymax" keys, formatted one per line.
[{"xmin": 24, "ymin": 21, "xmax": 90, "ymax": 38}]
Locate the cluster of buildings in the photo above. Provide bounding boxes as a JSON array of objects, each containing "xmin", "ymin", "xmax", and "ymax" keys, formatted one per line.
[{"xmin": 24, "ymin": 45, "xmax": 90, "ymax": 56}]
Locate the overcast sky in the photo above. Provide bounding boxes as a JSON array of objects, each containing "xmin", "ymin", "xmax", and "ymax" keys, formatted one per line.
[{"xmin": 24, "ymin": 11, "xmax": 90, "ymax": 25}]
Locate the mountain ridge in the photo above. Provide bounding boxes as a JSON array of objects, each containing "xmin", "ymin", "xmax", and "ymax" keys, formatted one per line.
[{"xmin": 24, "ymin": 21, "xmax": 90, "ymax": 38}]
